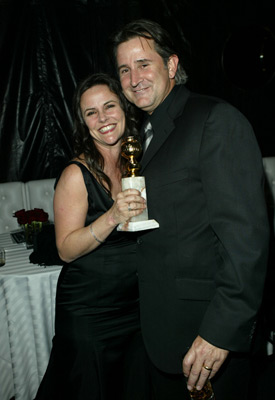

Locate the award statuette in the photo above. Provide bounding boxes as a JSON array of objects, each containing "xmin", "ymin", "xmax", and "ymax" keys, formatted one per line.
[{"xmin": 117, "ymin": 136, "xmax": 159, "ymax": 232}]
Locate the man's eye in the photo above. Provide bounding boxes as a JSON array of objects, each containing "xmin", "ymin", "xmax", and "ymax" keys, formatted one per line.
[
  {"xmin": 120, "ymin": 68, "xmax": 129, "ymax": 75},
  {"xmin": 141, "ymin": 63, "xmax": 149, "ymax": 68}
]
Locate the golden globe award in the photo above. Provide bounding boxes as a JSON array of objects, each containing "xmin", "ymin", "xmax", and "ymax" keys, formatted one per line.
[{"xmin": 117, "ymin": 136, "xmax": 159, "ymax": 232}]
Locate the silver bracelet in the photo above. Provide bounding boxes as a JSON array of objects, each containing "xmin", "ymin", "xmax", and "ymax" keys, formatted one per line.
[{"xmin": 89, "ymin": 224, "xmax": 105, "ymax": 244}]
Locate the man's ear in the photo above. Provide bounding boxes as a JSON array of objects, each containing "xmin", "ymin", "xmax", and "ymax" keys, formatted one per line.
[{"xmin": 168, "ymin": 54, "xmax": 179, "ymax": 79}]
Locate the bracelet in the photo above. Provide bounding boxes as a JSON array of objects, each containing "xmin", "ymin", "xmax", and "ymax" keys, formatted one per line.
[{"xmin": 89, "ymin": 224, "xmax": 105, "ymax": 244}]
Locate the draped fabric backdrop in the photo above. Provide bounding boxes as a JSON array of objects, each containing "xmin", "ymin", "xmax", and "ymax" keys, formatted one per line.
[{"xmin": 0, "ymin": 0, "xmax": 275, "ymax": 182}]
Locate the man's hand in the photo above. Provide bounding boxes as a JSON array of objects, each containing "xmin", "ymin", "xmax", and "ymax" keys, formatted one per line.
[{"xmin": 182, "ymin": 335, "xmax": 229, "ymax": 391}]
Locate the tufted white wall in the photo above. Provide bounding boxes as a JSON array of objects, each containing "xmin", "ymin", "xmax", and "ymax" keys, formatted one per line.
[
  {"xmin": 263, "ymin": 157, "xmax": 275, "ymax": 233},
  {"xmin": 0, "ymin": 178, "xmax": 55, "ymax": 234},
  {"xmin": 25, "ymin": 179, "xmax": 55, "ymax": 223},
  {"xmin": 0, "ymin": 182, "xmax": 27, "ymax": 233}
]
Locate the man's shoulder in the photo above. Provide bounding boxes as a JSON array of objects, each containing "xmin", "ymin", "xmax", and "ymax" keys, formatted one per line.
[
  {"xmin": 185, "ymin": 86, "xmax": 227, "ymax": 107},
  {"xmin": 168, "ymin": 85, "xmax": 224, "ymax": 113},
  {"xmin": 170, "ymin": 86, "xmax": 252, "ymax": 133},
  {"xmin": 177, "ymin": 86, "xmax": 246, "ymax": 119},
  {"xmin": 168, "ymin": 85, "xmax": 225, "ymax": 119}
]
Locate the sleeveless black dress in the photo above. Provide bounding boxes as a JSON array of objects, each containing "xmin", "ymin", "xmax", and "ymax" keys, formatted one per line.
[{"xmin": 34, "ymin": 162, "xmax": 148, "ymax": 400}]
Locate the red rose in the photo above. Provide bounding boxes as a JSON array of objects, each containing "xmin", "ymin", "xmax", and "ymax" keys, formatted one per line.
[
  {"xmin": 14, "ymin": 208, "xmax": 49, "ymax": 225},
  {"xmin": 26, "ymin": 210, "xmax": 35, "ymax": 224},
  {"xmin": 14, "ymin": 209, "xmax": 26, "ymax": 218},
  {"xmin": 33, "ymin": 208, "xmax": 49, "ymax": 223},
  {"xmin": 13, "ymin": 209, "xmax": 28, "ymax": 225}
]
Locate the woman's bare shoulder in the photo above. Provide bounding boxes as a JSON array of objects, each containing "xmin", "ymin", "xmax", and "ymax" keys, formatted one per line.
[{"xmin": 56, "ymin": 160, "xmax": 89, "ymax": 195}]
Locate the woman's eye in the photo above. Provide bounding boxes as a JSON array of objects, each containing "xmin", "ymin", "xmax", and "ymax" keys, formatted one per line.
[
  {"xmin": 106, "ymin": 104, "xmax": 115, "ymax": 110},
  {"xmin": 87, "ymin": 110, "xmax": 96, "ymax": 117}
]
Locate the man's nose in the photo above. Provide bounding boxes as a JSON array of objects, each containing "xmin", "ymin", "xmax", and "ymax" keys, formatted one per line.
[{"xmin": 130, "ymin": 69, "xmax": 142, "ymax": 87}]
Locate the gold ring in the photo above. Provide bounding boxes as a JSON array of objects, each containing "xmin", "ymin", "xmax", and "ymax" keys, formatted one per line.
[{"xmin": 203, "ymin": 365, "xmax": 212, "ymax": 371}]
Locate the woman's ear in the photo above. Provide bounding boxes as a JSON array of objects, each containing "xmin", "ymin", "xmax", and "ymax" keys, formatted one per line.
[{"xmin": 168, "ymin": 54, "xmax": 179, "ymax": 79}]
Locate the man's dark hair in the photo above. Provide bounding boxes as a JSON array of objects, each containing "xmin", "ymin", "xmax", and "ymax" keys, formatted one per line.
[{"xmin": 109, "ymin": 19, "xmax": 188, "ymax": 85}]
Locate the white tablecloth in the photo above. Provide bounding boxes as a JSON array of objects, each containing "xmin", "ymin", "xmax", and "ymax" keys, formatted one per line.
[{"xmin": 0, "ymin": 232, "xmax": 62, "ymax": 400}]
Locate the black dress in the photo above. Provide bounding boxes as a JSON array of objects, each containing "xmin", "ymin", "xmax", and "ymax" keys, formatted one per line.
[{"xmin": 34, "ymin": 162, "xmax": 148, "ymax": 400}]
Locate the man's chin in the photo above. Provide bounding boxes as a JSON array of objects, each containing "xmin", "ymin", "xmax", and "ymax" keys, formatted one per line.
[{"xmin": 133, "ymin": 98, "xmax": 153, "ymax": 113}]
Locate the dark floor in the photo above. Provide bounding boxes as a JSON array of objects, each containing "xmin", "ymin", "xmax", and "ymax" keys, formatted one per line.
[{"xmin": 8, "ymin": 355, "xmax": 275, "ymax": 400}]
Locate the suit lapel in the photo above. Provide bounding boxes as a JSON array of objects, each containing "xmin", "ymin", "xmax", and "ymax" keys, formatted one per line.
[
  {"xmin": 140, "ymin": 118, "xmax": 174, "ymax": 171},
  {"xmin": 140, "ymin": 85, "xmax": 190, "ymax": 172}
]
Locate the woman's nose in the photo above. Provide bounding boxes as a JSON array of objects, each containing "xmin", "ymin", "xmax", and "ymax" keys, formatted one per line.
[{"xmin": 98, "ymin": 111, "xmax": 107, "ymax": 122}]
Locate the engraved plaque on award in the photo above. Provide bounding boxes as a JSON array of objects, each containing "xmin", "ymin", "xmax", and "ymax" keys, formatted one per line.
[{"xmin": 117, "ymin": 136, "xmax": 159, "ymax": 232}]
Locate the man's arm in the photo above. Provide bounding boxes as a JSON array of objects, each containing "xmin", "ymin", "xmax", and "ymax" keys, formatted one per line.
[{"xmin": 183, "ymin": 102, "xmax": 269, "ymax": 389}]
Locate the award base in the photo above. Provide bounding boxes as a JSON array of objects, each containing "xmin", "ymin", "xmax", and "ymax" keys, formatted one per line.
[
  {"xmin": 117, "ymin": 176, "xmax": 160, "ymax": 232},
  {"xmin": 117, "ymin": 219, "xmax": 159, "ymax": 232}
]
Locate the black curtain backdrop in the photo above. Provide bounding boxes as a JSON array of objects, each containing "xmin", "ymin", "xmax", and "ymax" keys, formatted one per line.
[{"xmin": 0, "ymin": 0, "xmax": 275, "ymax": 182}]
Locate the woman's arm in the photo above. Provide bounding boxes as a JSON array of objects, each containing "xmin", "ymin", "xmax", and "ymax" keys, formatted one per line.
[{"xmin": 54, "ymin": 163, "xmax": 146, "ymax": 262}]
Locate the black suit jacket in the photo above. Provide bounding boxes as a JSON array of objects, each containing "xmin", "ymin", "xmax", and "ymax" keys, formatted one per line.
[{"xmin": 136, "ymin": 85, "xmax": 269, "ymax": 374}]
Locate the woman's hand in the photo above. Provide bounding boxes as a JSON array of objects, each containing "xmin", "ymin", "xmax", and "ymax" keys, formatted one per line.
[{"xmin": 107, "ymin": 188, "xmax": 147, "ymax": 226}]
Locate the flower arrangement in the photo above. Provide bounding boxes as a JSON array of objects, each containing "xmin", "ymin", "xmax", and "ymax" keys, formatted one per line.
[
  {"xmin": 14, "ymin": 208, "xmax": 49, "ymax": 225},
  {"xmin": 14, "ymin": 208, "xmax": 49, "ymax": 247}
]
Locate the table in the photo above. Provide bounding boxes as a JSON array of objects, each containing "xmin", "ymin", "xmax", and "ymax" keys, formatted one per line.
[{"xmin": 0, "ymin": 232, "xmax": 62, "ymax": 400}]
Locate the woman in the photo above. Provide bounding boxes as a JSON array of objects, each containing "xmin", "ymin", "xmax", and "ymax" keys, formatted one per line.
[{"xmin": 34, "ymin": 73, "xmax": 148, "ymax": 400}]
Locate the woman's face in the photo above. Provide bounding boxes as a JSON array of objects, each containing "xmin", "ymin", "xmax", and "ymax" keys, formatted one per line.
[{"xmin": 80, "ymin": 84, "xmax": 126, "ymax": 149}]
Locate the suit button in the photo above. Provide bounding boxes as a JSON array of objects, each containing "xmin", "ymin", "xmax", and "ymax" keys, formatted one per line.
[{"xmin": 137, "ymin": 238, "xmax": 143, "ymax": 245}]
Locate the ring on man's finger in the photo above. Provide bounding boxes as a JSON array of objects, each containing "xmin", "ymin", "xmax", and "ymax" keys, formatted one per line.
[
  {"xmin": 202, "ymin": 365, "xmax": 213, "ymax": 371},
  {"xmin": 128, "ymin": 205, "xmax": 132, "ymax": 212}
]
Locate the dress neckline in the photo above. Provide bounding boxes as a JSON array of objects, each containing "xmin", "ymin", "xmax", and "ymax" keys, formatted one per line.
[{"xmin": 68, "ymin": 160, "xmax": 115, "ymax": 203}]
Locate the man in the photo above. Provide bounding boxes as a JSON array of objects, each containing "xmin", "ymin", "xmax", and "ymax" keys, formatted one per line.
[{"xmin": 110, "ymin": 19, "xmax": 269, "ymax": 399}]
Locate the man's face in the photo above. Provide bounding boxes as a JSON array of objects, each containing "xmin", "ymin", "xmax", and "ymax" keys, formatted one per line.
[{"xmin": 116, "ymin": 36, "xmax": 178, "ymax": 114}]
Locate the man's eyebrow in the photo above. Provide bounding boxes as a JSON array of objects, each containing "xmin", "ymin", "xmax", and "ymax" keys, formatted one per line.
[
  {"xmin": 118, "ymin": 58, "xmax": 153, "ymax": 70},
  {"xmin": 118, "ymin": 64, "xmax": 128, "ymax": 71},
  {"xmin": 135, "ymin": 58, "xmax": 152, "ymax": 64}
]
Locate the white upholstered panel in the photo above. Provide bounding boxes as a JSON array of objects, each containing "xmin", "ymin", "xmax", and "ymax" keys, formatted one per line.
[
  {"xmin": 24, "ymin": 179, "xmax": 55, "ymax": 223},
  {"xmin": 0, "ymin": 182, "xmax": 26, "ymax": 233},
  {"xmin": 263, "ymin": 157, "xmax": 275, "ymax": 199},
  {"xmin": 0, "ymin": 179, "xmax": 55, "ymax": 234},
  {"xmin": 263, "ymin": 157, "xmax": 275, "ymax": 232}
]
